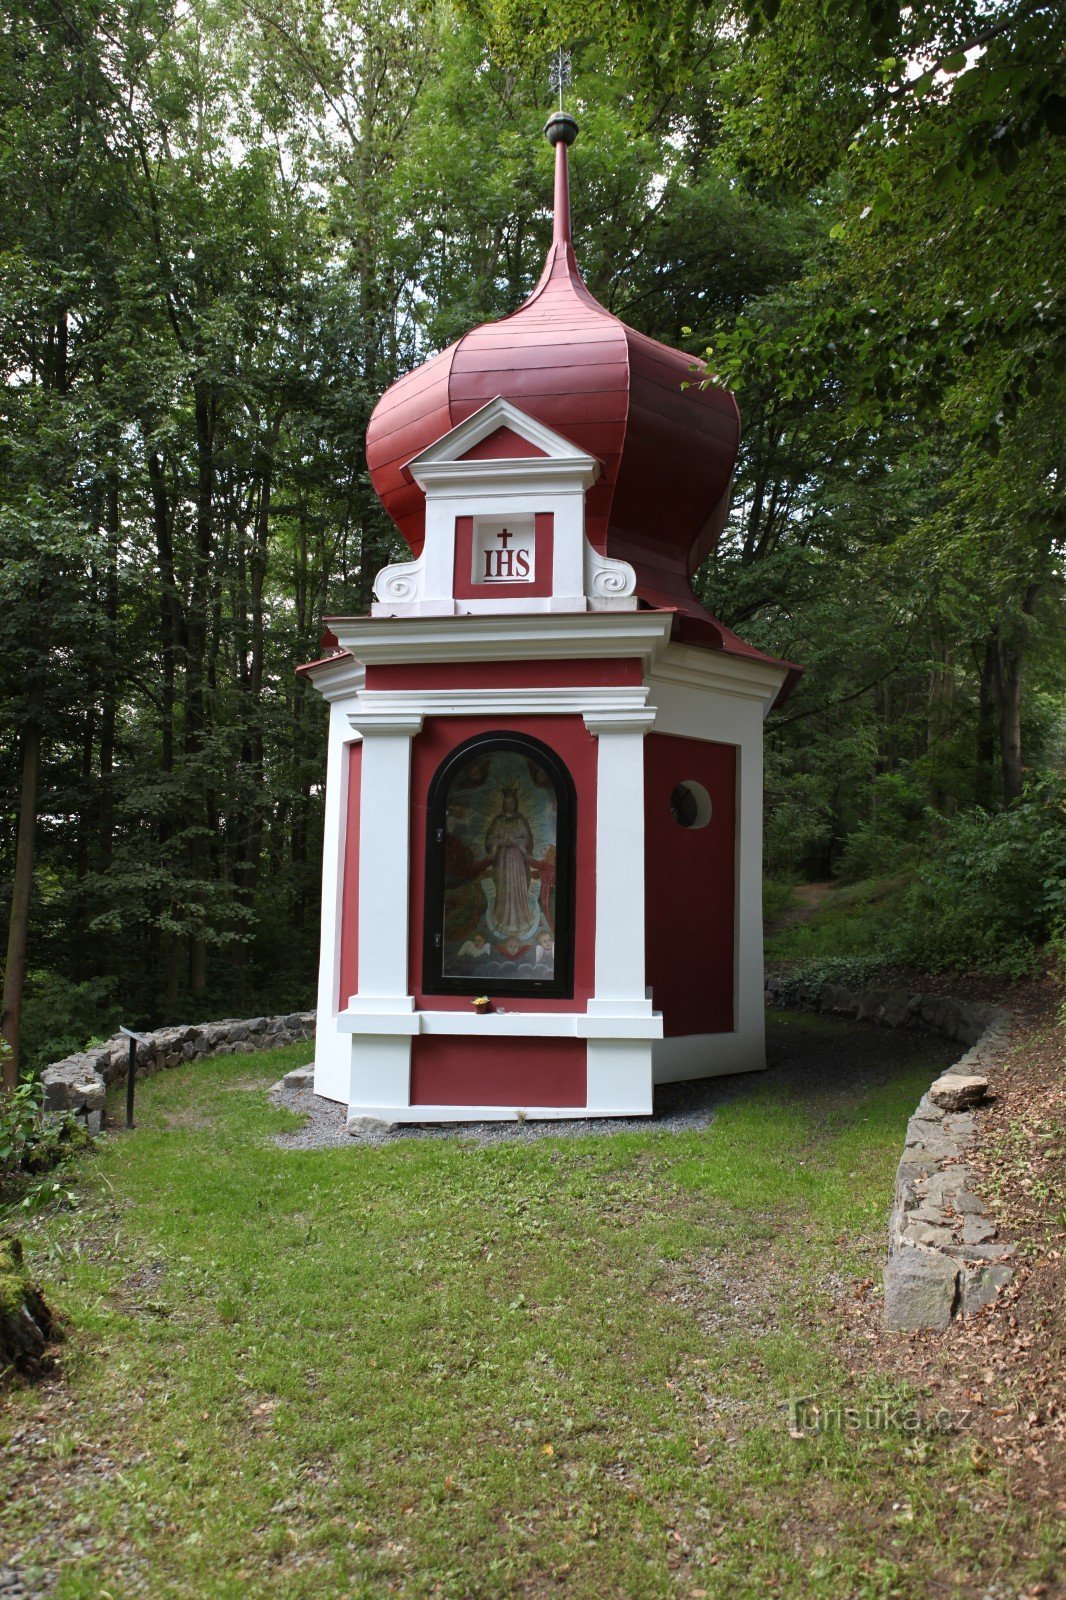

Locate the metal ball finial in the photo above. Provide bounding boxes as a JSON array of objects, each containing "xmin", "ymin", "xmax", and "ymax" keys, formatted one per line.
[{"xmin": 544, "ymin": 111, "xmax": 579, "ymax": 147}]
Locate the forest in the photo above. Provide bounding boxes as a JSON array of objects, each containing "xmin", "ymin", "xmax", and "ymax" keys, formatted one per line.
[{"xmin": 1, "ymin": 0, "xmax": 1063, "ymax": 1078}]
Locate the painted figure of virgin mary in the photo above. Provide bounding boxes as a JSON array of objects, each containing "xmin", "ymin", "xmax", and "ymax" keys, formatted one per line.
[
  {"xmin": 484, "ymin": 783, "xmax": 534, "ymax": 937},
  {"xmin": 434, "ymin": 742, "xmax": 562, "ymax": 986}
]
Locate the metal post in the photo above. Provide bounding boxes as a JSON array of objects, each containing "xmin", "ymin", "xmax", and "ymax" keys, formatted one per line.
[
  {"xmin": 126, "ymin": 1035, "xmax": 136, "ymax": 1129},
  {"xmin": 118, "ymin": 1025, "xmax": 148, "ymax": 1130}
]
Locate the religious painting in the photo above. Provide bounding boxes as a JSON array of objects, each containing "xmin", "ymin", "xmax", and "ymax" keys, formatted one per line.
[{"xmin": 423, "ymin": 733, "xmax": 574, "ymax": 997}]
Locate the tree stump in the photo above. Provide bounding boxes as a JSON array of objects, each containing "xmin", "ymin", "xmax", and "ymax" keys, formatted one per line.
[{"xmin": 0, "ymin": 1236, "xmax": 61, "ymax": 1377}]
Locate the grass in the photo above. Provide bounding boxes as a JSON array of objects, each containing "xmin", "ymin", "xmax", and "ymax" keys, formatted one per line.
[
  {"xmin": 764, "ymin": 875, "xmax": 912, "ymax": 967},
  {"xmin": 0, "ymin": 1020, "xmax": 1057, "ymax": 1599},
  {"xmin": 761, "ymin": 876, "xmax": 798, "ymax": 925}
]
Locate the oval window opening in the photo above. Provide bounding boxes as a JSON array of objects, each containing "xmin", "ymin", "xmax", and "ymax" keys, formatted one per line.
[{"xmin": 670, "ymin": 780, "xmax": 712, "ymax": 830}]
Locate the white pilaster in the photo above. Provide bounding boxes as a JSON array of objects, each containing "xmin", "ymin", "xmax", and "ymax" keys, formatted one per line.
[
  {"xmin": 585, "ymin": 1039, "xmax": 654, "ymax": 1115},
  {"xmin": 311, "ymin": 704, "xmax": 357, "ymax": 1101},
  {"xmin": 343, "ymin": 709, "xmax": 423, "ymax": 1115},
  {"xmin": 583, "ymin": 709, "xmax": 656, "ymax": 1017},
  {"xmin": 346, "ymin": 710, "xmax": 423, "ymax": 1003},
  {"xmin": 308, "ymin": 656, "xmax": 364, "ymax": 1104}
]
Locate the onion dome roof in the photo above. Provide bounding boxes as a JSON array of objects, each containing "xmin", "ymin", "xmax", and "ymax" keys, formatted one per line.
[{"xmin": 365, "ymin": 113, "xmax": 799, "ymax": 694}]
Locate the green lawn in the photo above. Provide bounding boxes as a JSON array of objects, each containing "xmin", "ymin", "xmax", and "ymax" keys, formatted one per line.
[{"xmin": 1, "ymin": 1019, "xmax": 1056, "ymax": 1599}]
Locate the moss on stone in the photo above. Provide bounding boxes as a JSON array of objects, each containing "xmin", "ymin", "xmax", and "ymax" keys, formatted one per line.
[{"xmin": 0, "ymin": 1235, "xmax": 61, "ymax": 1376}]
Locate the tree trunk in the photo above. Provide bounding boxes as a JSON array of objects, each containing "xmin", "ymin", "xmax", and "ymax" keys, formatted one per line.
[
  {"xmin": 992, "ymin": 585, "xmax": 1039, "ymax": 808},
  {"xmin": 926, "ymin": 626, "xmax": 955, "ymax": 814},
  {"xmin": 98, "ymin": 470, "xmax": 120, "ymax": 868},
  {"xmin": 995, "ymin": 636, "xmax": 1024, "ymax": 807},
  {"xmin": 1, "ymin": 687, "xmax": 43, "ymax": 1092},
  {"xmin": 146, "ymin": 446, "xmax": 180, "ymax": 775},
  {"xmin": 974, "ymin": 637, "xmax": 998, "ymax": 808}
]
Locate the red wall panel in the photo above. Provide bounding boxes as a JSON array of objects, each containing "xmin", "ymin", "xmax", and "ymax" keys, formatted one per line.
[
  {"xmin": 644, "ymin": 733, "xmax": 736, "ymax": 1036},
  {"xmin": 410, "ymin": 1036, "xmax": 586, "ymax": 1107},
  {"xmin": 452, "ymin": 512, "xmax": 555, "ymax": 600},
  {"xmin": 366, "ymin": 659, "xmax": 642, "ymax": 691}
]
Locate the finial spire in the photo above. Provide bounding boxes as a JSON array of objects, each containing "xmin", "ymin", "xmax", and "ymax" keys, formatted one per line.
[{"xmin": 544, "ymin": 68, "xmax": 579, "ymax": 251}]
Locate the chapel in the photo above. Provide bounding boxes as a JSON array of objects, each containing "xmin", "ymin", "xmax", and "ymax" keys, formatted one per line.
[{"xmin": 298, "ymin": 111, "xmax": 799, "ymax": 1125}]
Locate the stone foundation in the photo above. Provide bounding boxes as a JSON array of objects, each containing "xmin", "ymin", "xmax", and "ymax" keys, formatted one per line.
[{"xmin": 41, "ymin": 1012, "xmax": 315, "ymax": 1132}]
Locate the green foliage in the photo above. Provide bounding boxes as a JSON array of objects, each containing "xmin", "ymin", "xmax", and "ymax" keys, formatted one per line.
[
  {"xmin": 766, "ymin": 876, "xmax": 909, "ymax": 966},
  {"xmin": 768, "ymin": 792, "xmax": 1066, "ymax": 980},
  {"xmin": 0, "ymin": 0, "xmax": 1061, "ymax": 1047},
  {"xmin": 832, "ymin": 773, "xmax": 925, "ymax": 886},
  {"xmin": 0, "ymin": 1078, "xmax": 87, "ymax": 1216},
  {"xmin": 0, "ymin": 1081, "xmax": 41, "ymax": 1179},
  {"xmin": 894, "ymin": 789, "xmax": 1066, "ymax": 978},
  {"xmin": 770, "ymin": 953, "xmax": 893, "ymax": 1003},
  {"xmin": 17, "ymin": 972, "xmax": 118, "ymax": 1077},
  {"xmin": 762, "ymin": 875, "xmax": 797, "ymax": 922}
]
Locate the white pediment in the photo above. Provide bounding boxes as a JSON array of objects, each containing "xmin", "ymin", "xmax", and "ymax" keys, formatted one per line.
[{"xmin": 404, "ymin": 395, "xmax": 600, "ymax": 483}]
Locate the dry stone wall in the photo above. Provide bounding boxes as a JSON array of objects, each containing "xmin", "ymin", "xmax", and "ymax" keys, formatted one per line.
[
  {"xmin": 41, "ymin": 1012, "xmax": 315, "ymax": 1132},
  {"xmin": 765, "ymin": 975, "xmax": 1013, "ymax": 1329},
  {"xmin": 765, "ymin": 974, "xmax": 1007, "ymax": 1049}
]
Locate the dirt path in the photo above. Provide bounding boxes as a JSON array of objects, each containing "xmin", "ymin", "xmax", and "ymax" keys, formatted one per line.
[{"xmin": 766, "ymin": 879, "xmax": 834, "ymax": 934}]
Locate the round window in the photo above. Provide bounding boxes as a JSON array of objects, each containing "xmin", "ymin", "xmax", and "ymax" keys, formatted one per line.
[{"xmin": 670, "ymin": 780, "xmax": 712, "ymax": 830}]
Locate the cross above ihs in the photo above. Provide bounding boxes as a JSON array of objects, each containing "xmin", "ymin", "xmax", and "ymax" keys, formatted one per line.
[{"xmin": 483, "ymin": 525, "xmax": 531, "ymax": 581}]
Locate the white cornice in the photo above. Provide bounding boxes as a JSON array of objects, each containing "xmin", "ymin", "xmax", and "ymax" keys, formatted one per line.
[
  {"xmin": 412, "ymin": 458, "xmax": 599, "ymax": 495},
  {"xmin": 583, "ymin": 708, "xmax": 657, "ymax": 737},
  {"xmin": 337, "ymin": 1007, "xmax": 663, "ymax": 1040},
  {"xmin": 353, "ymin": 685, "xmax": 652, "ymax": 719},
  {"xmin": 652, "ymin": 641, "xmax": 788, "ymax": 714},
  {"xmin": 303, "ymin": 655, "xmax": 365, "ymax": 703},
  {"xmin": 347, "ymin": 710, "xmax": 424, "ymax": 738},
  {"xmin": 326, "ymin": 610, "xmax": 674, "ymax": 667}
]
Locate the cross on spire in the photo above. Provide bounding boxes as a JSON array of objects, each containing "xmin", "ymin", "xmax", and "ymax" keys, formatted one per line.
[{"xmin": 549, "ymin": 45, "xmax": 571, "ymax": 113}]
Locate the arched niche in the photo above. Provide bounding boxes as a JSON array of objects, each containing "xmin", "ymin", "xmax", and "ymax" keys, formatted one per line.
[{"xmin": 422, "ymin": 732, "xmax": 575, "ymax": 998}]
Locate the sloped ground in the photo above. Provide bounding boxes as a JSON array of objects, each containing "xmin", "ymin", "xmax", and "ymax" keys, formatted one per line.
[
  {"xmin": 0, "ymin": 1007, "xmax": 1061, "ymax": 1600},
  {"xmin": 834, "ymin": 984, "xmax": 1065, "ymax": 1541}
]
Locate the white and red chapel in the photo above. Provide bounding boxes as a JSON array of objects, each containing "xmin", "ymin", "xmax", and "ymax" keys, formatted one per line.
[{"xmin": 298, "ymin": 112, "xmax": 799, "ymax": 1126}]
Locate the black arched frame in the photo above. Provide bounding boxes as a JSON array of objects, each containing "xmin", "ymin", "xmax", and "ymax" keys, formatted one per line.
[{"xmin": 422, "ymin": 731, "xmax": 576, "ymax": 998}]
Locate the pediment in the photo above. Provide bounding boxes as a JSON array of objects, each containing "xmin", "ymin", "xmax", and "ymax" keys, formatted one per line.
[
  {"xmin": 404, "ymin": 395, "xmax": 599, "ymax": 479},
  {"xmin": 459, "ymin": 425, "xmax": 546, "ymax": 461}
]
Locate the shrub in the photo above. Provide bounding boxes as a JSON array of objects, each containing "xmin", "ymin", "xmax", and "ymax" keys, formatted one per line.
[
  {"xmin": 833, "ymin": 772, "xmax": 925, "ymax": 885},
  {"xmin": 0, "ymin": 1080, "xmax": 87, "ymax": 1215},
  {"xmin": 894, "ymin": 787, "xmax": 1066, "ymax": 978},
  {"xmin": 772, "ymin": 954, "xmax": 893, "ymax": 1004},
  {"xmin": 0, "ymin": 1082, "xmax": 43, "ymax": 1184}
]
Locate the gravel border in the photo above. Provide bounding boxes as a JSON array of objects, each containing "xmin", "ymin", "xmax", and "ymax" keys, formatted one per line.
[
  {"xmin": 269, "ymin": 1014, "xmax": 958, "ymax": 1150},
  {"xmin": 269, "ymin": 1072, "xmax": 721, "ymax": 1147}
]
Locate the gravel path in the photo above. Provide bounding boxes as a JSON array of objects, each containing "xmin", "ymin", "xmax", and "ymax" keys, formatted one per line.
[{"xmin": 270, "ymin": 1012, "xmax": 958, "ymax": 1149}]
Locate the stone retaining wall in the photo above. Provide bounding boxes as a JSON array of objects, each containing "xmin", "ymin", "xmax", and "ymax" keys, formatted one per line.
[
  {"xmin": 883, "ymin": 1084, "xmax": 1014, "ymax": 1331},
  {"xmin": 765, "ymin": 975, "xmax": 1013, "ymax": 1329},
  {"xmin": 764, "ymin": 974, "xmax": 1008, "ymax": 1050},
  {"xmin": 41, "ymin": 1012, "xmax": 316, "ymax": 1132}
]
